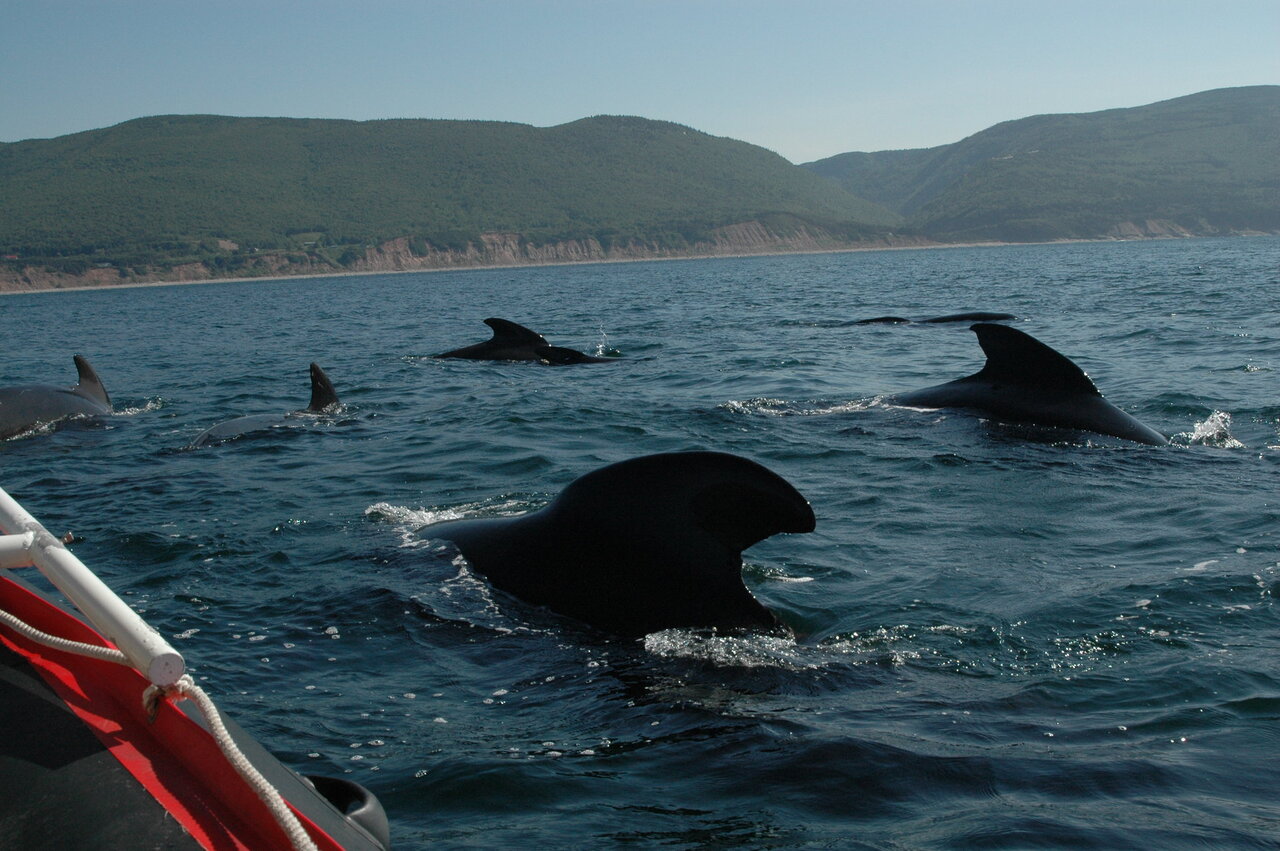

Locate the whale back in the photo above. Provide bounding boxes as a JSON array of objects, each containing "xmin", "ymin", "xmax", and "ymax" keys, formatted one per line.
[
  {"xmin": 891, "ymin": 324, "xmax": 1166, "ymax": 444},
  {"xmin": 534, "ymin": 345, "xmax": 609, "ymax": 365},
  {"xmin": 191, "ymin": 362, "xmax": 339, "ymax": 447},
  {"xmin": 434, "ymin": 318, "xmax": 552, "ymax": 360}
]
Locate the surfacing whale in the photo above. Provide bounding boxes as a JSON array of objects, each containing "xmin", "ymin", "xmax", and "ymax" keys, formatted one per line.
[
  {"xmin": 889, "ymin": 323, "xmax": 1168, "ymax": 445},
  {"xmin": 0, "ymin": 355, "xmax": 112, "ymax": 440},
  {"xmin": 420, "ymin": 451, "xmax": 816, "ymax": 636},
  {"xmin": 854, "ymin": 312, "xmax": 1017, "ymax": 325},
  {"xmin": 190, "ymin": 362, "xmax": 340, "ymax": 448},
  {"xmin": 434, "ymin": 318, "xmax": 612, "ymax": 364}
]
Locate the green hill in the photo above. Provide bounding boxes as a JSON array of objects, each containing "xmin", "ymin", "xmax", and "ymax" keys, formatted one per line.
[
  {"xmin": 804, "ymin": 86, "xmax": 1280, "ymax": 241},
  {"xmin": 4, "ymin": 87, "xmax": 1275, "ymax": 288},
  {"xmin": 0, "ymin": 114, "xmax": 897, "ymax": 279}
]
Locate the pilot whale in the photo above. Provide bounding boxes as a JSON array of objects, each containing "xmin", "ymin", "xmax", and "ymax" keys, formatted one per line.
[
  {"xmin": 889, "ymin": 323, "xmax": 1167, "ymax": 445},
  {"xmin": 854, "ymin": 312, "xmax": 1017, "ymax": 325},
  {"xmin": 434, "ymin": 318, "xmax": 612, "ymax": 364},
  {"xmin": 0, "ymin": 355, "xmax": 112, "ymax": 440},
  {"xmin": 421, "ymin": 451, "xmax": 816, "ymax": 637},
  {"xmin": 190, "ymin": 362, "xmax": 340, "ymax": 448}
]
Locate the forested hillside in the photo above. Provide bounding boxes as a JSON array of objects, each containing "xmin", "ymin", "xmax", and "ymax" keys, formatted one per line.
[
  {"xmin": 2, "ymin": 86, "xmax": 1275, "ymax": 290},
  {"xmin": 0, "ymin": 114, "xmax": 896, "ymax": 280},
  {"xmin": 804, "ymin": 86, "xmax": 1280, "ymax": 242}
]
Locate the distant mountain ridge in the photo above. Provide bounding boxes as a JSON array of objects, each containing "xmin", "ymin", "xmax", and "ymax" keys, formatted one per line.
[
  {"xmin": 0, "ymin": 86, "xmax": 1275, "ymax": 290},
  {"xmin": 0, "ymin": 114, "xmax": 898, "ymax": 287},
  {"xmin": 804, "ymin": 86, "xmax": 1280, "ymax": 242}
]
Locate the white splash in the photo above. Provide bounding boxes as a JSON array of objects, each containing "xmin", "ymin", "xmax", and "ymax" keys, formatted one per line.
[
  {"xmin": 721, "ymin": 398, "xmax": 874, "ymax": 417},
  {"xmin": 1181, "ymin": 411, "xmax": 1245, "ymax": 448},
  {"xmin": 643, "ymin": 624, "xmax": 939, "ymax": 670},
  {"xmin": 593, "ymin": 325, "xmax": 613, "ymax": 357},
  {"xmin": 365, "ymin": 501, "xmax": 467, "ymax": 529},
  {"xmin": 644, "ymin": 630, "xmax": 816, "ymax": 669}
]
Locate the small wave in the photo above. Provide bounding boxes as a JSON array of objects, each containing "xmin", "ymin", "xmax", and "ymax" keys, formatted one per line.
[
  {"xmin": 644, "ymin": 630, "xmax": 821, "ymax": 669},
  {"xmin": 410, "ymin": 559, "xmax": 523, "ymax": 629},
  {"xmin": 365, "ymin": 499, "xmax": 531, "ymax": 548},
  {"xmin": 0, "ymin": 420, "xmax": 59, "ymax": 441},
  {"xmin": 720, "ymin": 397, "xmax": 874, "ymax": 417},
  {"xmin": 643, "ymin": 625, "xmax": 938, "ymax": 670},
  {"xmin": 367, "ymin": 503, "xmax": 453, "ymax": 550},
  {"xmin": 284, "ymin": 404, "xmax": 350, "ymax": 422},
  {"xmin": 365, "ymin": 501, "xmax": 468, "ymax": 529},
  {"xmin": 1177, "ymin": 410, "xmax": 1246, "ymax": 448},
  {"xmin": 0, "ymin": 412, "xmax": 110, "ymax": 440},
  {"xmin": 409, "ymin": 556, "xmax": 565, "ymax": 638},
  {"xmin": 749, "ymin": 562, "xmax": 815, "ymax": 583},
  {"xmin": 114, "ymin": 397, "xmax": 166, "ymax": 416}
]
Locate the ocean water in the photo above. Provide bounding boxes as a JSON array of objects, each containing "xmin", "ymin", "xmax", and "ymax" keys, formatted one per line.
[{"xmin": 1, "ymin": 237, "xmax": 1278, "ymax": 849}]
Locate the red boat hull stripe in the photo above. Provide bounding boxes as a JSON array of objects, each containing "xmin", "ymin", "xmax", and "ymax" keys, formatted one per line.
[{"xmin": 0, "ymin": 575, "xmax": 341, "ymax": 850}]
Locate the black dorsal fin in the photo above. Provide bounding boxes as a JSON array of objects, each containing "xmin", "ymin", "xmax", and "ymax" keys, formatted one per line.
[
  {"xmin": 484, "ymin": 318, "xmax": 549, "ymax": 347},
  {"xmin": 72, "ymin": 355, "xmax": 111, "ymax": 409},
  {"xmin": 971, "ymin": 324, "xmax": 1100, "ymax": 396},
  {"xmin": 307, "ymin": 363, "xmax": 339, "ymax": 411},
  {"xmin": 556, "ymin": 451, "xmax": 816, "ymax": 554}
]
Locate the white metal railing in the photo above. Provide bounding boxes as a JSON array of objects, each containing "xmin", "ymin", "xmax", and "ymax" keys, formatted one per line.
[
  {"xmin": 0, "ymin": 485, "xmax": 319, "ymax": 849},
  {"xmin": 0, "ymin": 485, "xmax": 185, "ymax": 686}
]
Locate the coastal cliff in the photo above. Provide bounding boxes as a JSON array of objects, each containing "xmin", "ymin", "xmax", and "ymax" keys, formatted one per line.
[{"xmin": 0, "ymin": 221, "xmax": 928, "ymax": 293}]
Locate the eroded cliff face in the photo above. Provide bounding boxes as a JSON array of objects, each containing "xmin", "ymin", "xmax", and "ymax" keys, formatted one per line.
[
  {"xmin": 0, "ymin": 261, "xmax": 216, "ymax": 292},
  {"xmin": 5, "ymin": 215, "xmax": 1262, "ymax": 293},
  {"xmin": 0, "ymin": 220, "xmax": 924, "ymax": 292},
  {"xmin": 338, "ymin": 223, "xmax": 923, "ymax": 274},
  {"xmin": 1105, "ymin": 219, "xmax": 1199, "ymax": 239}
]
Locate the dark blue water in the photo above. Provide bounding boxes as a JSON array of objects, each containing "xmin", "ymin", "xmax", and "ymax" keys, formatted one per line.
[{"xmin": 2, "ymin": 237, "xmax": 1279, "ymax": 848}]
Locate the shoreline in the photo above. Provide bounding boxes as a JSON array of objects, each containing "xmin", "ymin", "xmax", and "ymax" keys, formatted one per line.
[
  {"xmin": 0, "ymin": 233, "xmax": 1266, "ymax": 297},
  {"xmin": 0, "ymin": 240, "xmax": 966, "ymax": 297}
]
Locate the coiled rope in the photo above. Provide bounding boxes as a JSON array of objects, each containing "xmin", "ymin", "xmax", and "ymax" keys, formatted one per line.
[{"xmin": 0, "ymin": 605, "xmax": 318, "ymax": 851}]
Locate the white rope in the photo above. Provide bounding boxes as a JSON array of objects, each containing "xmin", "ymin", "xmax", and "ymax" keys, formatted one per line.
[
  {"xmin": 0, "ymin": 606, "xmax": 129, "ymax": 665},
  {"xmin": 1, "ymin": 605, "xmax": 318, "ymax": 851},
  {"xmin": 146, "ymin": 677, "xmax": 319, "ymax": 851}
]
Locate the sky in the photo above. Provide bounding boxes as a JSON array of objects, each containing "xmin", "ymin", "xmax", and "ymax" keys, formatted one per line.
[{"xmin": 2, "ymin": 0, "xmax": 1277, "ymax": 163}]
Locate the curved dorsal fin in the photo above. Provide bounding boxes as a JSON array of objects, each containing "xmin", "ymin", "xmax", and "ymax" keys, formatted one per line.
[
  {"xmin": 484, "ymin": 318, "xmax": 549, "ymax": 347},
  {"xmin": 72, "ymin": 355, "xmax": 111, "ymax": 409},
  {"xmin": 425, "ymin": 451, "xmax": 815, "ymax": 636},
  {"xmin": 971, "ymin": 324, "xmax": 1100, "ymax": 397},
  {"xmin": 307, "ymin": 362, "xmax": 339, "ymax": 411},
  {"xmin": 555, "ymin": 451, "xmax": 816, "ymax": 553}
]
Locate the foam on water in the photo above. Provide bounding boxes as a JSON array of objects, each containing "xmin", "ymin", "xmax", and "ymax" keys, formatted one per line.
[{"xmin": 1180, "ymin": 410, "xmax": 1247, "ymax": 448}]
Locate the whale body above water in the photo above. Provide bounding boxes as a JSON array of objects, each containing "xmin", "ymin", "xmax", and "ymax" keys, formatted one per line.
[
  {"xmin": 889, "ymin": 323, "xmax": 1168, "ymax": 446},
  {"xmin": 0, "ymin": 356, "xmax": 112, "ymax": 440},
  {"xmin": 854, "ymin": 312, "xmax": 1018, "ymax": 325},
  {"xmin": 434, "ymin": 318, "xmax": 612, "ymax": 364},
  {"xmin": 420, "ymin": 451, "xmax": 816, "ymax": 636},
  {"xmin": 189, "ymin": 362, "xmax": 340, "ymax": 448}
]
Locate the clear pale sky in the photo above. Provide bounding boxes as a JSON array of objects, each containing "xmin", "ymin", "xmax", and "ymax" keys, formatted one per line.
[{"xmin": 2, "ymin": 0, "xmax": 1277, "ymax": 163}]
